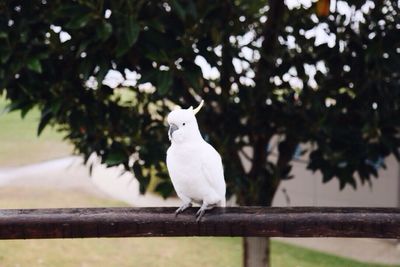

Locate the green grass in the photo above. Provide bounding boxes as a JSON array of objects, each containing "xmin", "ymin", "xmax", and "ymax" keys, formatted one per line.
[
  {"xmin": 0, "ymin": 98, "xmax": 72, "ymax": 167},
  {"xmin": 0, "ymin": 187, "xmax": 397, "ymax": 267},
  {"xmin": 271, "ymin": 241, "xmax": 397, "ymax": 267}
]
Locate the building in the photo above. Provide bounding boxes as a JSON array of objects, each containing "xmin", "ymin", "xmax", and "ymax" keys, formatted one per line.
[{"xmin": 273, "ymin": 155, "xmax": 400, "ymax": 207}]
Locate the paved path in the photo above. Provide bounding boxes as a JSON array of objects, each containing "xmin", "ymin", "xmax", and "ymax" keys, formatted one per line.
[
  {"xmin": 0, "ymin": 156, "xmax": 399, "ymax": 265},
  {"xmin": 0, "ymin": 155, "xmax": 180, "ymax": 207}
]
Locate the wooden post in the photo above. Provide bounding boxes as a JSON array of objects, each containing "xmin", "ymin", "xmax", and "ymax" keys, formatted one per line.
[{"xmin": 0, "ymin": 207, "xmax": 399, "ymax": 240}]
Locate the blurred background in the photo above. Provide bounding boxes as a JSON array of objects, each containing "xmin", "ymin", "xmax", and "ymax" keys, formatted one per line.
[
  {"xmin": 1, "ymin": 94, "xmax": 398, "ymax": 266},
  {"xmin": 1, "ymin": 0, "xmax": 400, "ymax": 266}
]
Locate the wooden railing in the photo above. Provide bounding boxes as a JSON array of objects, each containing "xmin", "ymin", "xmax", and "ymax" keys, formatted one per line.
[{"xmin": 0, "ymin": 207, "xmax": 399, "ymax": 239}]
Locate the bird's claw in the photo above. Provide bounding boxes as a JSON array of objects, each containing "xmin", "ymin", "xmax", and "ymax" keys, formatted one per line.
[
  {"xmin": 175, "ymin": 203, "xmax": 192, "ymax": 216},
  {"xmin": 196, "ymin": 208, "xmax": 206, "ymax": 222}
]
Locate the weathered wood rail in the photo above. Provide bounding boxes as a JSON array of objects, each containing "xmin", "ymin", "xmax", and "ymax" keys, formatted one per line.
[{"xmin": 0, "ymin": 207, "xmax": 399, "ymax": 240}]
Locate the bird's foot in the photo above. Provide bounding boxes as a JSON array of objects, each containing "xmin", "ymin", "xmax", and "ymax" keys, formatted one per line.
[
  {"xmin": 196, "ymin": 203, "xmax": 216, "ymax": 222},
  {"xmin": 196, "ymin": 207, "xmax": 206, "ymax": 222},
  {"xmin": 175, "ymin": 203, "xmax": 192, "ymax": 216},
  {"xmin": 196, "ymin": 202, "xmax": 218, "ymax": 221}
]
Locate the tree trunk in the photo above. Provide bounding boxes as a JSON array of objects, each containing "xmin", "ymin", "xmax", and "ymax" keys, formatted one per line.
[
  {"xmin": 240, "ymin": 157, "xmax": 281, "ymax": 267},
  {"xmin": 241, "ymin": 0, "xmax": 291, "ymax": 247},
  {"xmin": 243, "ymin": 237, "xmax": 270, "ymax": 267},
  {"xmin": 241, "ymin": 184, "xmax": 275, "ymax": 267}
]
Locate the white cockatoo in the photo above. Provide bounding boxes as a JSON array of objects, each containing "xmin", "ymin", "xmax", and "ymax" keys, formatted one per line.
[{"xmin": 166, "ymin": 100, "xmax": 226, "ymax": 221}]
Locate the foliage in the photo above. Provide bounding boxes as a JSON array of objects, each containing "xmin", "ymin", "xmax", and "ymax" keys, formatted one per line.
[{"xmin": 0, "ymin": 0, "xmax": 399, "ymax": 204}]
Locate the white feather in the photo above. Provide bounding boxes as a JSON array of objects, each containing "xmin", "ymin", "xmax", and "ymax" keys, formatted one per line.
[{"xmin": 166, "ymin": 106, "xmax": 226, "ymax": 208}]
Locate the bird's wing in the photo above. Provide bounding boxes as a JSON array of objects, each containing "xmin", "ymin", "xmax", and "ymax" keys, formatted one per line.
[{"xmin": 200, "ymin": 143, "xmax": 226, "ymax": 197}]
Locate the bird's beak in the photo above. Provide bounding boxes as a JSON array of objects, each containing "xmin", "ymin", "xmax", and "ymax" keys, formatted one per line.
[{"xmin": 168, "ymin": 123, "xmax": 179, "ymax": 140}]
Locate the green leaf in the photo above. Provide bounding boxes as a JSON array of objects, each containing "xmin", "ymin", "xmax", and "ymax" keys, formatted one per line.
[
  {"xmin": 20, "ymin": 105, "xmax": 33, "ymax": 118},
  {"xmin": 96, "ymin": 59, "xmax": 109, "ymax": 85},
  {"xmin": 20, "ymin": 32, "xmax": 28, "ymax": 43},
  {"xmin": 147, "ymin": 19, "xmax": 165, "ymax": 33},
  {"xmin": 140, "ymin": 69, "xmax": 157, "ymax": 84},
  {"xmin": 76, "ymin": 40, "xmax": 91, "ymax": 57},
  {"xmin": 37, "ymin": 109, "xmax": 52, "ymax": 136},
  {"xmin": 126, "ymin": 16, "xmax": 140, "ymax": 45},
  {"xmin": 105, "ymin": 151, "xmax": 126, "ymax": 166},
  {"xmin": 0, "ymin": 48, "xmax": 11, "ymax": 64},
  {"xmin": 157, "ymin": 71, "xmax": 173, "ymax": 95},
  {"xmin": 79, "ymin": 59, "xmax": 93, "ymax": 81},
  {"xmin": 144, "ymin": 49, "xmax": 169, "ymax": 62},
  {"xmin": 27, "ymin": 58, "xmax": 42, "ymax": 73},
  {"xmin": 97, "ymin": 21, "xmax": 113, "ymax": 41},
  {"xmin": 2, "ymin": 100, "xmax": 28, "ymax": 114},
  {"xmin": 0, "ymin": 32, "xmax": 8, "ymax": 39},
  {"xmin": 155, "ymin": 181, "xmax": 174, "ymax": 199},
  {"xmin": 392, "ymin": 152, "xmax": 400, "ymax": 163},
  {"xmin": 50, "ymin": 100, "xmax": 62, "ymax": 115},
  {"xmin": 183, "ymin": 63, "xmax": 203, "ymax": 92},
  {"xmin": 211, "ymin": 27, "xmax": 221, "ymax": 43},
  {"xmin": 170, "ymin": 0, "xmax": 186, "ymax": 21},
  {"xmin": 132, "ymin": 161, "xmax": 149, "ymax": 194},
  {"xmin": 186, "ymin": 0, "xmax": 197, "ymax": 18},
  {"xmin": 66, "ymin": 13, "xmax": 92, "ymax": 29},
  {"xmin": 116, "ymin": 16, "xmax": 140, "ymax": 57}
]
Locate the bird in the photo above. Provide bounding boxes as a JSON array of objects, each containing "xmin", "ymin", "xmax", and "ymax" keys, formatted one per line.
[{"xmin": 166, "ymin": 100, "xmax": 226, "ymax": 221}]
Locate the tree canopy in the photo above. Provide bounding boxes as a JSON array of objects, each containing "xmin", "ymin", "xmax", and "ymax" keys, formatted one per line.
[{"xmin": 1, "ymin": 0, "xmax": 399, "ymax": 206}]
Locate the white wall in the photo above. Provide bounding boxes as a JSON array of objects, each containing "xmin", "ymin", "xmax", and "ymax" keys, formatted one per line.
[{"xmin": 273, "ymin": 155, "xmax": 400, "ymax": 207}]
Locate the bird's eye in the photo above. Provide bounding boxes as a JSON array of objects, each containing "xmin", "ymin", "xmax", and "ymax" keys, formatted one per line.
[{"xmin": 182, "ymin": 123, "xmax": 186, "ymax": 126}]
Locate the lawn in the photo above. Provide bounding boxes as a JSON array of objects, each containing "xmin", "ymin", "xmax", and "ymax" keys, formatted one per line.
[
  {"xmin": 0, "ymin": 97, "xmax": 72, "ymax": 167},
  {"xmin": 0, "ymin": 186, "xmax": 397, "ymax": 267}
]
